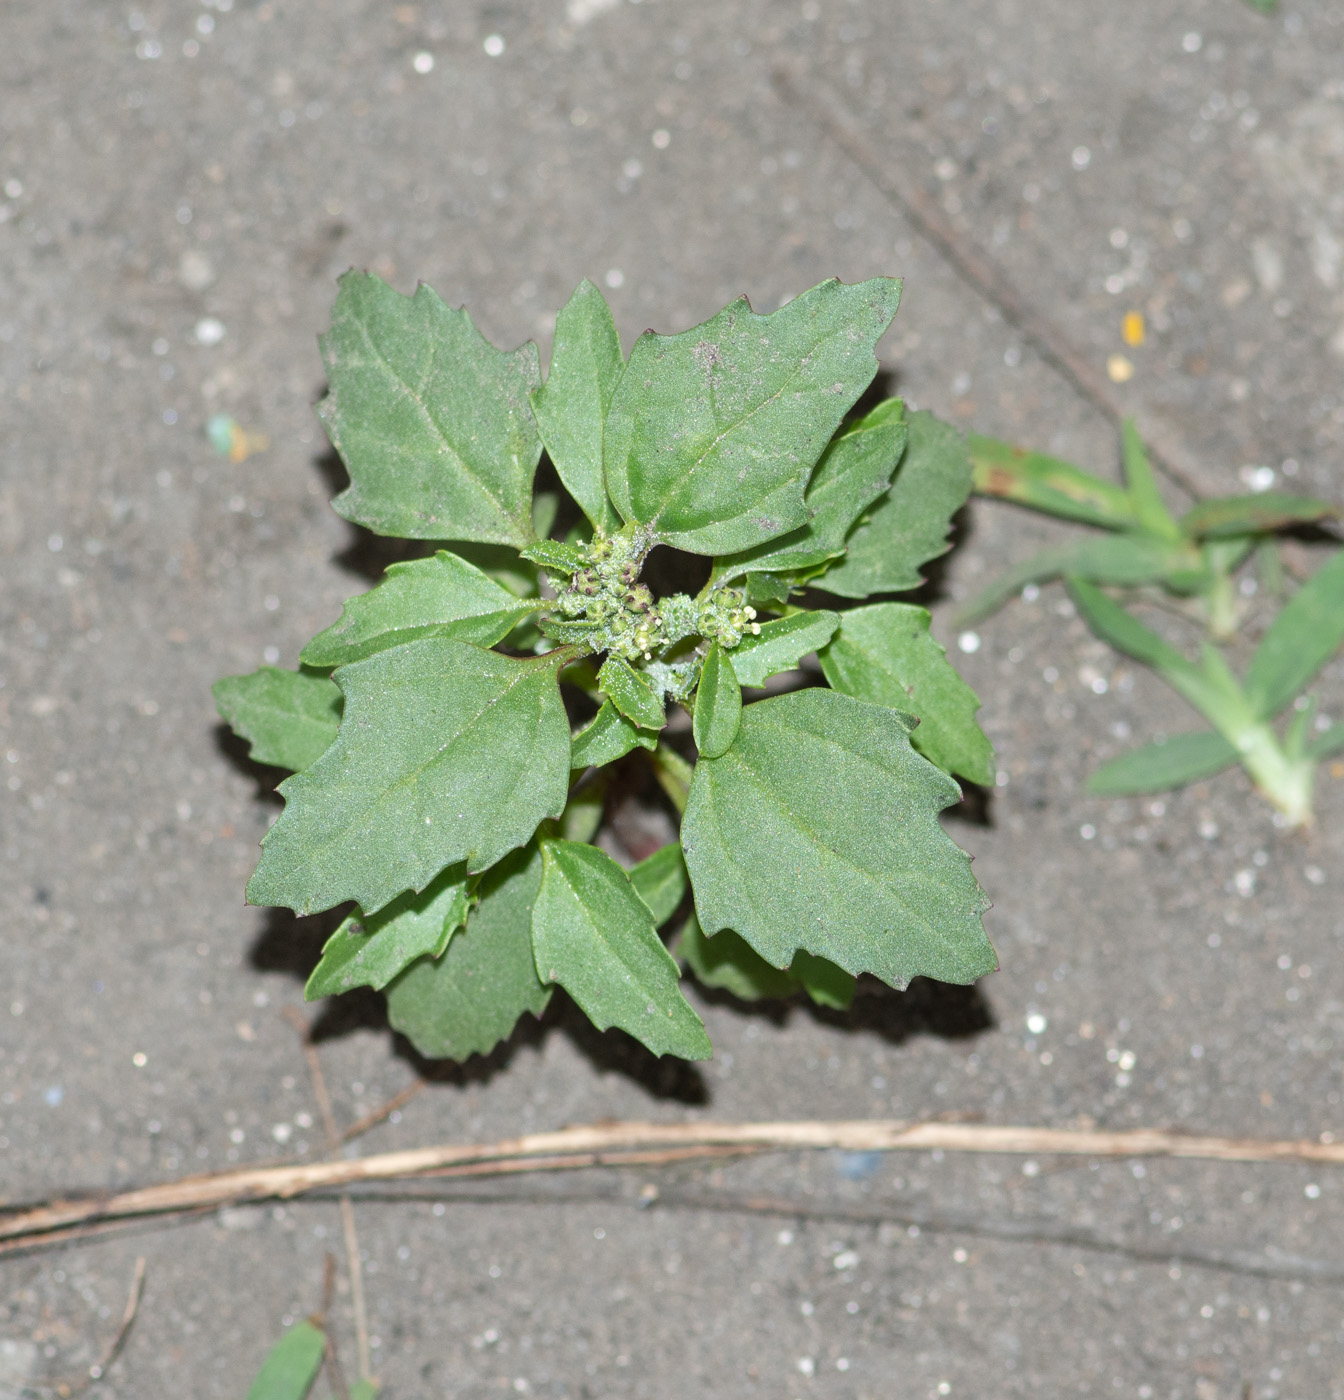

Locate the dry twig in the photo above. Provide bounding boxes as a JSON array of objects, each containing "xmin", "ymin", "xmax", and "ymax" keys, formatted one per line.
[{"xmin": 3, "ymin": 1118, "xmax": 1340, "ymax": 1257}]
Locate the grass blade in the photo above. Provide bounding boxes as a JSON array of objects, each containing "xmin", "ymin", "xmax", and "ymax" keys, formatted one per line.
[
  {"xmin": 1180, "ymin": 492, "xmax": 1338, "ymax": 540},
  {"xmin": 1087, "ymin": 732, "xmax": 1238, "ymax": 796},
  {"xmin": 1243, "ymin": 550, "xmax": 1344, "ymax": 719},
  {"xmin": 246, "ymin": 1320, "xmax": 327, "ymax": 1400},
  {"xmin": 968, "ymin": 434, "xmax": 1137, "ymax": 531},
  {"xmin": 1121, "ymin": 419, "xmax": 1181, "ymax": 542}
]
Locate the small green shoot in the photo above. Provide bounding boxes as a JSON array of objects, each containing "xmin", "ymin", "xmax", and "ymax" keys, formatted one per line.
[
  {"xmin": 216, "ymin": 274, "xmax": 998, "ymax": 1065},
  {"xmin": 1070, "ymin": 547, "xmax": 1344, "ymax": 825},
  {"xmin": 959, "ymin": 422, "xmax": 1337, "ymax": 637}
]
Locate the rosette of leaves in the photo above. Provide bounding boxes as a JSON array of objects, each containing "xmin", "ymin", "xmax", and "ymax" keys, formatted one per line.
[{"xmin": 215, "ymin": 273, "xmax": 997, "ymax": 1066}]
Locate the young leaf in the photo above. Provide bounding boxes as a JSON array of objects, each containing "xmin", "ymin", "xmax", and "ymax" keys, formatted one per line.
[
  {"xmin": 790, "ymin": 948, "xmax": 856, "ymax": 1010},
  {"xmin": 815, "ymin": 410, "xmax": 972, "ymax": 598},
  {"xmin": 386, "ymin": 841, "xmax": 552, "ymax": 1061},
  {"xmin": 819, "ymin": 603, "xmax": 994, "ymax": 786},
  {"xmin": 245, "ymin": 1320, "xmax": 327, "ymax": 1400},
  {"xmin": 532, "ymin": 840, "xmax": 712, "ymax": 1059},
  {"xmin": 1086, "ymin": 731, "xmax": 1239, "ymax": 796},
  {"xmin": 529, "ymin": 279, "xmax": 624, "ymax": 534},
  {"xmin": 628, "ymin": 842, "xmax": 687, "ymax": 927},
  {"xmin": 603, "ymin": 278, "xmax": 902, "ymax": 555},
  {"xmin": 681, "ymin": 689, "xmax": 995, "ymax": 989},
  {"xmin": 953, "ymin": 535, "xmax": 1196, "ymax": 626},
  {"xmin": 967, "ymin": 433, "xmax": 1138, "ymax": 530},
  {"xmin": 676, "ymin": 911, "xmax": 803, "ymax": 1000},
  {"xmin": 728, "ymin": 610, "xmax": 839, "ymax": 688},
  {"xmin": 520, "ymin": 539, "xmax": 589, "ymax": 577},
  {"xmin": 248, "ymin": 640, "xmax": 572, "ymax": 916},
  {"xmin": 213, "ymin": 667, "xmax": 341, "ymax": 772},
  {"xmin": 693, "ymin": 641, "xmax": 742, "ymax": 759},
  {"xmin": 714, "ymin": 398, "xmax": 908, "ymax": 579},
  {"xmin": 597, "ymin": 656, "xmax": 666, "ymax": 731},
  {"xmin": 321, "ymin": 272, "xmax": 542, "ymax": 547},
  {"xmin": 1243, "ymin": 549, "xmax": 1344, "ymax": 720},
  {"xmin": 1180, "ymin": 492, "xmax": 1339, "ymax": 540},
  {"xmin": 570, "ymin": 699, "xmax": 659, "ymax": 769},
  {"xmin": 348, "ymin": 1384, "xmax": 380, "ymax": 1400},
  {"xmin": 1306, "ymin": 723, "xmax": 1344, "ymax": 763},
  {"xmin": 305, "ymin": 864, "xmax": 470, "ymax": 999},
  {"xmin": 300, "ymin": 551, "xmax": 539, "ymax": 667},
  {"xmin": 1120, "ymin": 419, "xmax": 1182, "ymax": 542}
]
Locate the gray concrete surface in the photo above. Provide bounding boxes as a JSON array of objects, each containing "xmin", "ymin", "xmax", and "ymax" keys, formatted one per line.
[{"xmin": 3, "ymin": 1, "xmax": 1344, "ymax": 1396}]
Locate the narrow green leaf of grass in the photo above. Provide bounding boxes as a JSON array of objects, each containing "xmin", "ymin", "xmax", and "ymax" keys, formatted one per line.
[
  {"xmin": 1243, "ymin": 550, "xmax": 1344, "ymax": 720},
  {"xmin": 1180, "ymin": 492, "xmax": 1338, "ymax": 540},
  {"xmin": 1086, "ymin": 732, "xmax": 1239, "ymax": 796},
  {"xmin": 967, "ymin": 433, "xmax": 1137, "ymax": 531},
  {"xmin": 1121, "ymin": 419, "xmax": 1182, "ymax": 542}
]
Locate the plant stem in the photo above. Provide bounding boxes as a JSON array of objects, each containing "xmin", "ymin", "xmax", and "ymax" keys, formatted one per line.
[
  {"xmin": 650, "ymin": 743, "xmax": 694, "ymax": 815},
  {"xmin": 1230, "ymin": 721, "xmax": 1315, "ymax": 826}
]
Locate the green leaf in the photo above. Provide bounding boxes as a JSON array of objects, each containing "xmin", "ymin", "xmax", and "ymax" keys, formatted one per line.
[
  {"xmin": 386, "ymin": 841, "xmax": 552, "ymax": 1061},
  {"xmin": 1087, "ymin": 732, "xmax": 1239, "ymax": 796},
  {"xmin": 248, "ymin": 640, "xmax": 572, "ymax": 916},
  {"xmin": 714, "ymin": 398, "xmax": 908, "ymax": 579},
  {"xmin": 305, "ymin": 864, "xmax": 470, "ymax": 998},
  {"xmin": 1120, "ymin": 419, "xmax": 1181, "ymax": 542},
  {"xmin": 1243, "ymin": 550, "xmax": 1344, "ymax": 719},
  {"xmin": 561, "ymin": 774, "xmax": 606, "ymax": 844},
  {"xmin": 530, "ymin": 279, "xmax": 624, "ymax": 534},
  {"xmin": 1180, "ymin": 492, "xmax": 1338, "ymax": 540},
  {"xmin": 246, "ymin": 1320, "xmax": 326, "ymax": 1400},
  {"xmin": 676, "ymin": 911, "xmax": 802, "ymax": 1001},
  {"xmin": 532, "ymin": 840, "xmax": 712, "ymax": 1059},
  {"xmin": 816, "ymin": 410, "xmax": 972, "ymax": 598},
  {"xmin": 693, "ymin": 642, "xmax": 742, "ymax": 759},
  {"xmin": 790, "ymin": 948, "xmax": 856, "ymax": 1010},
  {"xmin": 954, "ymin": 534, "xmax": 1198, "ymax": 625},
  {"xmin": 819, "ymin": 603, "xmax": 994, "ymax": 786},
  {"xmin": 681, "ymin": 689, "xmax": 995, "ymax": 989},
  {"xmin": 1065, "ymin": 579, "xmax": 1234, "ymax": 721},
  {"xmin": 968, "ymin": 433, "xmax": 1138, "ymax": 530},
  {"xmin": 728, "ymin": 610, "xmax": 840, "ymax": 688},
  {"xmin": 597, "ymin": 656, "xmax": 666, "ymax": 730},
  {"xmin": 451, "ymin": 542, "xmax": 540, "ymax": 600},
  {"xmin": 1306, "ymin": 723, "xmax": 1344, "ymax": 763},
  {"xmin": 301, "ymin": 551, "xmax": 538, "ymax": 667},
  {"xmin": 348, "ymin": 1384, "xmax": 380, "ymax": 1400},
  {"xmin": 570, "ymin": 699, "xmax": 659, "ymax": 769},
  {"xmin": 603, "ymin": 278, "xmax": 902, "ymax": 555},
  {"xmin": 520, "ymin": 538, "xmax": 589, "ymax": 577},
  {"xmin": 213, "ymin": 667, "xmax": 342, "ymax": 772},
  {"xmin": 628, "ymin": 842, "xmax": 687, "ymax": 926},
  {"xmin": 321, "ymin": 271, "xmax": 541, "ymax": 547}
]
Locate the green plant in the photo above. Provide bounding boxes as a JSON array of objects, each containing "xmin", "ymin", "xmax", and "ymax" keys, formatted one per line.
[
  {"xmin": 246, "ymin": 1316, "xmax": 377, "ymax": 1400},
  {"xmin": 1069, "ymin": 556, "xmax": 1344, "ymax": 826},
  {"xmin": 215, "ymin": 273, "xmax": 996, "ymax": 1066},
  {"xmin": 958, "ymin": 422, "xmax": 1337, "ymax": 637}
]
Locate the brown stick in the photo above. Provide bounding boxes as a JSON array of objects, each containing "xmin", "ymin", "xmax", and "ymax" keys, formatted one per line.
[
  {"xmin": 3, "ymin": 1118, "xmax": 1340, "ymax": 1251},
  {"xmin": 773, "ymin": 63, "xmax": 1208, "ymax": 503}
]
